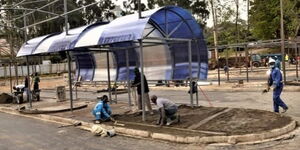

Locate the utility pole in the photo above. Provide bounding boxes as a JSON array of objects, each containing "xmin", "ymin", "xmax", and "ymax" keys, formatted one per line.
[
  {"xmin": 235, "ymin": 0, "xmax": 239, "ymax": 68},
  {"xmin": 210, "ymin": 0, "xmax": 220, "ymax": 86},
  {"xmin": 280, "ymin": 0, "xmax": 286, "ymax": 84}
]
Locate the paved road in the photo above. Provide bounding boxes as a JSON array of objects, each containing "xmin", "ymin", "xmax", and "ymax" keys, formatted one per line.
[{"xmin": 0, "ymin": 112, "xmax": 200, "ymax": 150}]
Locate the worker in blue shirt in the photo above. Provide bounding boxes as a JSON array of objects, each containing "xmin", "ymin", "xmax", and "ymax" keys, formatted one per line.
[
  {"xmin": 92, "ymin": 95, "xmax": 114, "ymax": 123},
  {"xmin": 267, "ymin": 58, "xmax": 288, "ymax": 113}
]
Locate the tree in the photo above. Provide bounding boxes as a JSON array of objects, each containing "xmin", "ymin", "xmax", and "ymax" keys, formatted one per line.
[
  {"xmin": 120, "ymin": 0, "xmax": 209, "ymax": 27},
  {"xmin": 249, "ymin": 0, "xmax": 300, "ymax": 40},
  {"xmin": 147, "ymin": 0, "xmax": 210, "ymax": 27},
  {"xmin": 205, "ymin": 0, "xmax": 249, "ymax": 46},
  {"xmin": 77, "ymin": 0, "xmax": 116, "ymax": 24}
]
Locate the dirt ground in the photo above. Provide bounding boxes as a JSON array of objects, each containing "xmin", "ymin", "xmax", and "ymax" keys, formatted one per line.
[
  {"xmin": 198, "ymin": 108, "xmax": 292, "ymax": 135},
  {"xmin": 114, "ymin": 105, "xmax": 225, "ymax": 128},
  {"xmin": 51, "ymin": 102, "xmax": 292, "ymax": 136},
  {"xmin": 113, "ymin": 106, "xmax": 292, "ymax": 136}
]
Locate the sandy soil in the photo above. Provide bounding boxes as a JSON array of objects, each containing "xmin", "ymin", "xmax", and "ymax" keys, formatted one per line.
[
  {"xmin": 50, "ymin": 102, "xmax": 293, "ymax": 136},
  {"xmin": 198, "ymin": 108, "xmax": 292, "ymax": 135}
]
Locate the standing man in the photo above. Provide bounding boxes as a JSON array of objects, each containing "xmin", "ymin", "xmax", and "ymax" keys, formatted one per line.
[
  {"xmin": 92, "ymin": 95, "xmax": 114, "ymax": 123},
  {"xmin": 33, "ymin": 73, "xmax": 40, "ymax": 91},
  {"xmin": 267, "ymin": 58, "xmax": 288, "ymax": 113},
  {"xmin": 150, "ymin": 95, "xmax": 180, "ymax": 126},
  {"xmin": 132, "ymin": 67, "xmax": 153, "ymax": 114},
  {"xmin": 33, "ymin": 73, "xmax": 40, "ymax": 101}
]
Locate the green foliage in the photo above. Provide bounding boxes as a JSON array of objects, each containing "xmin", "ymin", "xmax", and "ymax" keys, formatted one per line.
[
  {"xmin": 147, "ymin": 0, "xmax": 210, "ymax": 27},
  {"xmin": 49, "ymin": 55, "xmax": 62, "ymax": 63},
  {"xmin": 121, "ymin": 0, "xmax": 209, "ymax": 27},
  {"xmin": 205, "ymin": 19, "xmax": 249, "ymax": 46},
  {"xmin": 249, "ymin": 0, "xmax": 300, "ymax": 40},
  {"xmin": 77, "ymin": 0, "xmax": 116, "ymax": 24}
]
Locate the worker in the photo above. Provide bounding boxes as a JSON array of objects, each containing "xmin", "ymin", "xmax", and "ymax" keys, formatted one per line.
[
  {"xmin": 132, "ymin": 67, "xmax": 153, "ymax": 114},
  {"xmin": 267, "ymin": 58, "xmax": 288, "ymax": 113},
  {"xmin": 92, "ymin": 95, "xmax": 114, "ymax": 123},
  {"xmin": 274, "ymin": 56, "xmax": 281, "ymax": 70},
  {"xmin": 285, "ymin": 54, "xmax": 289, "ymax": 62},
  {"xmin": 150, "ymin": 95, "xmax": 180, "ymax": 126},
  {"xmin": 32, "ymin": 73, "xmax": 40, "ymax": 101},
  {"xmin": 33, "ymin": 72, "xmax": 40, "ymax": 91},
  {"xmin": 224, "ymin": 65, "xmax": 229, "ymax": 74}
]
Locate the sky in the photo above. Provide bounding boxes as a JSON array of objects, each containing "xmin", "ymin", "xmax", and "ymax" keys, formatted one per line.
[{"xmin": 113, "ymin": 0, "xmax": 248, "ymax": 27}]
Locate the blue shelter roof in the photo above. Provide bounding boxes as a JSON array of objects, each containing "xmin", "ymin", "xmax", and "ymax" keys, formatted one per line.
[{"xmin": 16, "ymin": 6, "xmax": 208, "ymax": 80}]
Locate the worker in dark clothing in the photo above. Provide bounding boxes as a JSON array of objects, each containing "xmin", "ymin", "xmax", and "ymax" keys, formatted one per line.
[
  {"xmin": 267, "ymin": 58, "xmax": 288, "ymax": 113},
  {"xmin": 33, "ymin": 72, "xmax": 40, "ymax": 91},
  {"xmin": 132, "ymin": 67, "xmax": 153, "ymax": 114},
  {"xmin": 32, "ymin": 73, "xmax": 40, "ymax": 101}
]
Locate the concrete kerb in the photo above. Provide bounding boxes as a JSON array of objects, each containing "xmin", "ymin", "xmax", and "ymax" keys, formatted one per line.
[{"xmin": 0, "ymin": 106, "xmax": 297, "ymax": 145}]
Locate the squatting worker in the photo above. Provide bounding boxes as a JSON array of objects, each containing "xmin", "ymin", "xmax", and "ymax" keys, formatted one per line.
[
  {"xmin": 132, "ymin": 67, "xmax": 153, "ymax": 114},
  {"xmin": 92, "ymin": 95, "xmax": 115, "ymax": 123},
  {"xmin": 150, "ymin": 95, "xmax": 180, "ymax": 126},
  {"xmin": 267, "ymin": 58, "xmax": 288, "ymax": 113}
]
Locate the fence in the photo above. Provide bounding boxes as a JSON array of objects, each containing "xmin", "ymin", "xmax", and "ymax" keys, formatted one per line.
[{"xmin": 0, "ymin": 63, "xmax": 76, "ymax": 78}]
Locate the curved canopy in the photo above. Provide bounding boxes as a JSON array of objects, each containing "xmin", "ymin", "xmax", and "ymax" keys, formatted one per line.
[{"xmin": 17, "ymin": 6, "xmax": 208, "ymax": 81}]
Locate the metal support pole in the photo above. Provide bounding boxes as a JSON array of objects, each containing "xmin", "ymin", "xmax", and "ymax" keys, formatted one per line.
[
  {"xmin": 280, "ymin": 0, "xmax": 286, "ymax": 84},
  {"xmin": 126, "ymin": 49, "xmax": 132, "ymax": 107},
  {"xmin": 39, "ymin": 56, "xmax": 42, "ymax": 74},
  {"xmin": 196, "ymin": 84, "xmax": 199, "ymax": 106},
  {"xmin": 217, "ymin": 58, "xmax": 220, "ymax": 85},
  {"xmin": 75, "ymin": 85, "xmax": 78, "ymax": 99},
  {"xmin": 295, "ymin": 42, "xmax": 298, "ymax": 79},
  {"xmin": 14, "ymin": 63, "xmax": 19, "ymax": 85},
  {"xmin": 210, "ymin": 0, "xmax": 220, "ymax": 86},
  {"xmin": 9, "ymin": 62, "xmax": 12, "ymax": 94},
  {"xmin": 245, "ymin": 45, "xmax": 249, "ymax": 82},
  {"xmin": 64, "ymin": 0, "xmax": 73, "ymax": 111},
  {"xmin": 67, "ymin": 52, "xmax": 73, "ymax": 111},
  {"xmin": 106, "ymin": 52, "xmax": 112, "ymax": 103},
  {"xmin": 26, "ymin": 56, "xmax": 32, "ymax": 108},
  {"xmin": 188, "ymin": 40, "xmax": 194, "ymax": 107},
  {"xmin": 139, "ymin": 39, "xmax": 146, "ymax": 121},
  {"xmin": 226, "ymin": 49, "xmax": 229, "ymax": 81}
]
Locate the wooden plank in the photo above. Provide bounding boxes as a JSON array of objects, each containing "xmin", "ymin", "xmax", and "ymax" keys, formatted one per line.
[
  {"xmin": 188, "ymin": 108, "xmax": 233, "ymax": 130},
  {"xmin": 117, "ymin": 120, "xmax": 226, "ymax": 135}
]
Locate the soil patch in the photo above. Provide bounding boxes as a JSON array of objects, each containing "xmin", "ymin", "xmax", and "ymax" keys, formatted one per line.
[
  {"xmin": 114, "ymin": 105, "xmax": 225, "ymax": 128},
  {"xmin": 198, "ymin": 108, "xmax": 292, "ymax": 135},
  {"xmin": 51, "ymin": 103, "xmax": 293, "ymax": 137}
]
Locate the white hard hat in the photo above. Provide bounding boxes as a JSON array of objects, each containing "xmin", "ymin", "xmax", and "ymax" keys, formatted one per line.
[{"xmin": 268, "ymin": 58, "xmax": 275, "ymax": 64}]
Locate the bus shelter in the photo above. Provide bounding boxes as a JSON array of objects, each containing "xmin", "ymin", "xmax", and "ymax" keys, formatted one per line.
[{"xmin": 17, "ymin": 6, "xmax": 209, "ymax": 121}]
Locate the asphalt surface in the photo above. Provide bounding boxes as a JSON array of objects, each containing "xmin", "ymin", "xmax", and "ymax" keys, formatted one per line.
[{"xmin": 0, "ymin": 112, "xmax": 200, "ymax": 150}]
